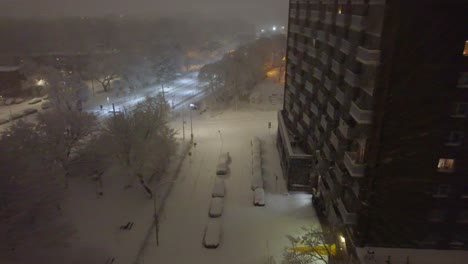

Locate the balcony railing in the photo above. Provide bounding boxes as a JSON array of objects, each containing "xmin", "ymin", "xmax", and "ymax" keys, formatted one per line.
[
  {"xmin": 334, "ymin": 163, "xmax": 345, "ymax": 184},
  {"xmin": 324, "ymin": 12, "xmax": 334, "ymax": 25},
  {"xmin": 328, "ymin": 34, "xmax": 339, "ymax": 47},
  {"xmin": 340, "ymin": 39, "xmax": 351, "ymax": 54},
  {"xmin": 317, "ymin": 90, "xmax": 326, "ymax": 105},
  {"xmin": 323, "ymin": 142, "xmax": 332, "ymax": 160},
  {"xmin": 327, "ymin": 102, "xmax": 336, "ymax": 119},
  {"xmin": 308, "ymin": 46, "xmax": 318, "ymax": 58},
  {"xmin": 330, "ymin": 131, "xmax": 339, "ymax": 150},
  {"xmin": 344, "ymin": 69, "xmax": 360, "ymax": 87},
  {"xmin": 344, "ymin": 151, "xmax": 365, "ymax": 177},
  {"xmin": 314, "ymin": 124, "xmax": 322, "ymax": 139},
  {"xmin": 336, "ymin": 198, "xmax": 357, "ymax": 225},
  {"xmin": 295, "ymin": 73, "xmax": 302, "ymax": 83},
  {"xmin": 310, "ymin": 103, "xmax": 319, "ymax": 116},
  {"xmin": 305, "ymin": 81, "xmax": 314, "ymax": 94},
  {"xmin": 324, "ymin": 77, "xmax": 334, "ymax": 92},
  {"xmin": 356, "ymin": 46, "xmax": 381, "ymax": 65},
  {"xmin": 317, "ymin": 30, "xmax": 327, "ymax": 42},
  {"xmin": 336, "ymin": 14, "xmax": 346, "ymax": 27},
  {"xmin": 313, "ymin": 68, "xmax": 323, "ymax": 81},
  {"xmin": 350, "ymin": 101, "xmax": 373, "ymax": 124},
  {"xmin": 331, "ymin": 60, "xmax": 344, "ymax": 75},
  {"xmin": 289, "ymin": 54, "xmax": 298, "ymax": 64},
  {"xmin": 320, "ymin": 52, "xmax": 330, "ymax": 66},
  {"xmin": 302, "ymin": 61, "xmax": 312, "ymax": 72},
  {"xmin": 303, "ymin": 27, "xmax": 314, "ymax": 37},
  {"xmin": 327, "ymin": 204, "xmax": 340, "ymax": 226},
  {"xmin": 338, "ymin": 118, "xmax": 357, "ymax": 139},
  {"xmin": 335, "ymin": 88, "xmax": 345, "ymax": 105},
  {"xmin": 350, "ymin": 15, "xmax": 366, "ymax": 31}
]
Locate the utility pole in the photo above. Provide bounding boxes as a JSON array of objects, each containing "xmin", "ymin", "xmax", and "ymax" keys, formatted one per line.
[
  {"xmin": 153, "ymin": 193, "xmax": 160, "ymax": 247},
  {"xmin": 190, "ymin": 107, "xmax": 193, "ymax": 142}
]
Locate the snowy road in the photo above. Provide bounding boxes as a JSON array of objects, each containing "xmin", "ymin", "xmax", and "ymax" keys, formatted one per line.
[{"xmin": 138, "ymin": 110, "xmax": 319, "ymax": 264}]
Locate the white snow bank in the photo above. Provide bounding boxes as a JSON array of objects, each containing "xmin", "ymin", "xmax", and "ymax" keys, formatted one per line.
[
  {"xmin": 203, "ymin": 220, "xmax": 222, "ymax": 248},
  {"xmin": 253, "ymin": 188, "xmax": 265, "ymax": 206},
  {"xmin": 212, "ymin": 178, "xmax": 225, "ymax": 198},
  {"xmin": 209, "ymin": 197, "xmax": 224, "ymax": 218}
]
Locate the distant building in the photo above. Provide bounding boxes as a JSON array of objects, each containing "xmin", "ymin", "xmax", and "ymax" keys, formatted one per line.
[
  {"xmin": 279, "ymin": 0, "xmax": 468, "ymax": 262},
  {"xmin": 0, "ymin": 66, "xmax": 22, "ymax": 97}
]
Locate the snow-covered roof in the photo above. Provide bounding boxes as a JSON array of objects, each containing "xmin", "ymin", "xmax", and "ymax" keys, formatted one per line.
[
  {"xmin": 0, "ymin": 66, "xmax": 20, "ymax": 72},
  {"xmin": 277, "ymin": 111, "xmax": 313, "ymax": 159},
  {"xmin": 356, "ymin": 246, "xmax": 468, "ymax": 264}
]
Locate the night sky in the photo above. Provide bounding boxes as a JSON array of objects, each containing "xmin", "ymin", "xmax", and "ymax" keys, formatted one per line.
[{"xmin": 0, "ymin": 0, "xmax": 288, "ymax": 24}]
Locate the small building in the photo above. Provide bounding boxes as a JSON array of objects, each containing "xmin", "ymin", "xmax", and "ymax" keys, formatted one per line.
[{"xmin": 0, "ymin": 66, "xmax": 22, "ymax": 97}]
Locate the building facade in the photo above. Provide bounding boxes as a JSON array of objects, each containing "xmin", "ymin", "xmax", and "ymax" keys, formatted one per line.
[{"xmin": 278, "ymin": 0, "xmax": 468, "ymax": 258}]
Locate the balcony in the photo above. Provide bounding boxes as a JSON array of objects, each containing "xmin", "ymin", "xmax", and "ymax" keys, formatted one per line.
[
  {"xmin": 295, "ymin": 73, "xmax": 302, "ymax": 83},
  {"xmin": 324, "ymin": 12, "xmax": 334, "ymax": 25},
  {"xmin": 350, "ymin": 15, "xmax": 366, "ymax": 31},
  {"xmin": 320, "ymin": 115, "xmax": 327, "ymax": 131},
  {"xmin": 320, "ymin": 52, "xmax": 330, "ymax": 66},
  {"xmin": 297, "ymin": 42, "xmax": 306, "ymax": 52},
  {"xmin": 323, "ymin": 142, "xmax": 332, "ymax": 160},
  {"xmin": 302, "ymin": 61, "xmax": 312, "ymax": 72},
  {"xmin": 305, "ymin": 81, "xmax": 314, "ymax": 94},
  {"xmin": 344, "ymin": 151, "xmax": 365, "ymax": 177},
  {"xmin": 356, "ymin": 46, "xmax": 381, "ymax": 65},
  {"xmin": 331, "ymin": 60, "xmax": 344, "ymax": 75},
  {"xmin": 318, "ymin": 176, "xmax": 330, "ymax": 199},
  {"xmin": 310, "ymin": 103, "xmax": 319, "ymax": 116},
  {"xmin": 336, "ymin": 198, "xmax": 357, "ymax": 225},
  {"xmin": 303, "ymin": 114, "xmax": 311, "ymax": 126},
  {"xmin": 297, "ymin": 121, "xmax": 305, "ymax": 135},
  {"xmin": 289, "ymin": 9, "xmax": 298, "ymax": 18},
  {"xmin": 317, "ymin": 30, "xmax": 327, "ymax": 42},
  {"xmin": 299, "ymin": 10, "xmax": 307, "ymax": 19},
  {"xmin": 333, "ymin": 163, "xmax": 345, "ymax": 184},
  {"xmin": 350, "ymin": 101, "xmax": 373, "ymax": 124},
  {"xmin": 327, "ymin": 102, "xmax": 336, "ymax": 119},
  {"xmin": 313, "ymin": 68, "xmax": 323, "ymax": 81},
  {"xmin": 328, "ymin": 34, "xmax": 339, "ymax": 47},
  {"xmin": 327, "ymin": 204, "xmax": 340, "ymax": 226},
  {"xmin": 286, "ymin": 77, "xmax": 293, "ymax": 89},
  {"xmin": 314, "ymin": 124, "xmax": 322, "ymax": 139},
  {"xmin": 324, "ymin": 77, "xmax": 335, "ymax": 92},
  {"xmin": 344, "ymin": 69, "xmax": 360, "ymax": 87},
  {"xmin": 330, "ymin": 131, "xmax": 339, "ymax": 150},
  {"xmin": 340, "ymin": 39, "xmax": 351, "ymax": 54},
  {"xmin": 336, "ymin": 14, "xmax": 346, "ymax": 27},
  {"xmin": 290, "ymin": 24, "xmax": 301, "ymax": 33},
  {"xmin": 338, "ymin": 118, "xmax": 358, "ymax": 139},
  {"xmin": 308, "ymin": 46, "xmax": 318, "ymax": 58},
  {"xmin": 310, "ymin": 11, "xmax": 320, "ymax": 21},
  {"xmin": 299, "ymin": 92, "xmax": 307, "ymax": 105},
  {"xmin": 317, "ymin": 90, "xmax": 326, "ymax": 105},
  {"xmin": 303, "ymin": 27, "xmax": 314, "ymax": 37},
  {"xmin": 335, "ymin": 88, "xmax": 345, "ymax": 105}
]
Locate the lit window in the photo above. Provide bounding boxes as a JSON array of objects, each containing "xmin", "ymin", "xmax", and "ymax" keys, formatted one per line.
[
  {"xmin": 451, "ymin": 103, "xmax": 467, "ymax": 117},
  {"xmin": 433, "ymin": 184, "xmax": 451, "ymax": 198},
  {"xmin": 464, "ymin": 40, "xmax": 468, "ymax": 56},
  {"xmin": 437, "ymin": 158, "xmax": 455, "ymax": 172},
  {"xmin": 337, "ymin": 6, "xmax": 342, "ymax": 14}
]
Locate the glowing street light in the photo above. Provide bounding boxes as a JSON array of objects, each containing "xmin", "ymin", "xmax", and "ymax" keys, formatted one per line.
[
  {"xmin": 36, "ymin": 79, "xmax": 46, "ymax": 86},
  {"xmin": 261, "ymin": 29, "xmax": 265, "ymax": 33},
  {"xmin": 272, "ymin": 26, "xmax": 277, "ymax": 31},
  {"xmin": 281, "ymin": 26, "xmax": 285, "ymax": 30}
]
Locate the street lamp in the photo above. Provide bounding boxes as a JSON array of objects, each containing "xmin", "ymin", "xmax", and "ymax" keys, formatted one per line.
[{"xmin": 272, "ymin": 26, "xmax": 277, "ymax": 31}]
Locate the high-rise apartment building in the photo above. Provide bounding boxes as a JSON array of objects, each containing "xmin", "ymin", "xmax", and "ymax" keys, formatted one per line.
[{"xmin": 278, "ymin": 0, "xmax": 468, "ymax": 261}]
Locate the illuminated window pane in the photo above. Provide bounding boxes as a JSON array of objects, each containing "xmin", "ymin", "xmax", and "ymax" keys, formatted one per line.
[
  {"xmin": 437, "ymin": 158, "xmax": 454, "ymax": 171},
  {"xmin": 464, "ymin": 40, "xmax": 468, "ymax": 56}
]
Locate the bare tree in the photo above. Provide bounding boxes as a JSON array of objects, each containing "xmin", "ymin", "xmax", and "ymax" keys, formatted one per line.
[
  {"xmin": 283, "ymin": 227, "xmax": 347, "ymax": 264},
  {"xmin": 0, "ymin": 121, "xmax": 69, "ymax": 261},
  {"xmin": 152, "ymin": 56, "xmax": 178, "ymax": 100},
  {"xmin": 102, "ymin": 95, "xmax": 176, "ymax": 197},
  {"xmin": 85, "ymin": 55, "xmax": 122, "ymax": 92}
]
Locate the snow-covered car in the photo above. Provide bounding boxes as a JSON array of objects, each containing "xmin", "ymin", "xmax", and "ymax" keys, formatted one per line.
[
  {"xmin": 203, "ymin": 220, "xmax": 222, "ymax": 248},
  {"xmin": 216, "ymin": 162, "xmax": 228, "ymax": 175},
  {"xmin": 253, "ymin": 188, "xmax": 265, "ymax": 206},
  {"xmin": 13, "ymin": 98, "xmax": 25, "ymax": 104},
  {"xmin": 28, "ymin": 98, "xmax": 42, "ymax": 105},
  {"xmin": 212, "ymin": 178, "xmax": 225, "ymax": 198},
  {"xmin": 208, "ymin": 197, "xmax": 224, "ymax": 218}
]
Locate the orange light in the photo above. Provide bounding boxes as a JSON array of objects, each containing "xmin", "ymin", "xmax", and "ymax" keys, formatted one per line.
[{"xmin": 463, "ymin": 40, "xmax": 468, "ymax": 56}]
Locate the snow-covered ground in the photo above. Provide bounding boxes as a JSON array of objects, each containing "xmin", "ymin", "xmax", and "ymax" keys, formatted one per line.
[{"xmin": 135, "ymin": 75, "xmax": 320, "ymax": 264}]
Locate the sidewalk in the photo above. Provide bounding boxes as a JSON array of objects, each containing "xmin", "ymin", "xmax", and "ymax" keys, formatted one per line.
[{"xmin": 61, "ymin": 139, "xmax": 191, "ymax": 264}]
